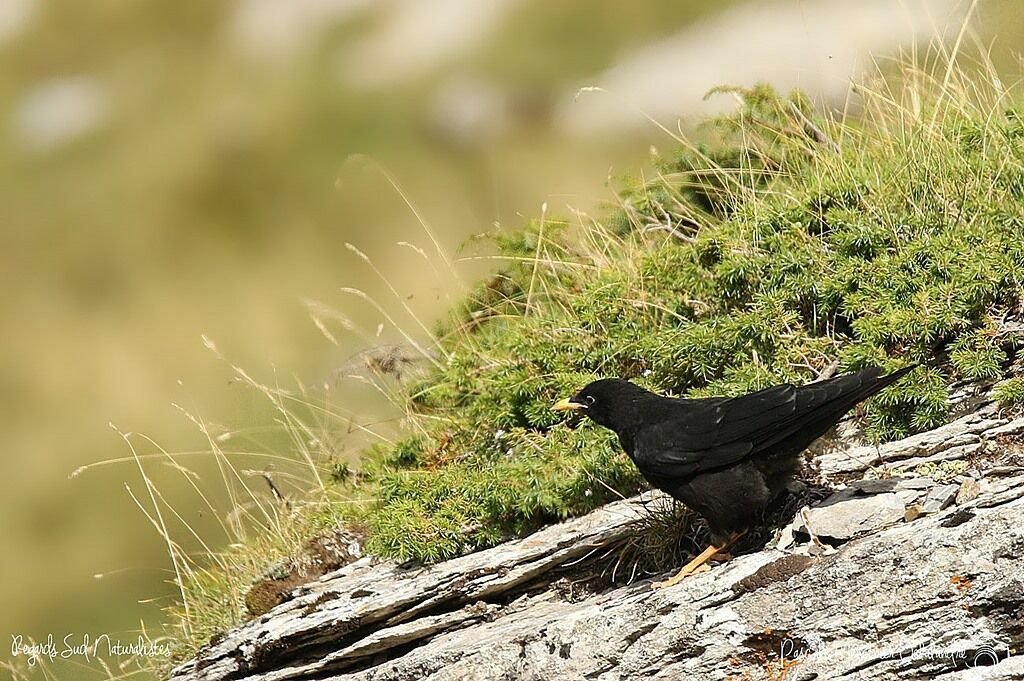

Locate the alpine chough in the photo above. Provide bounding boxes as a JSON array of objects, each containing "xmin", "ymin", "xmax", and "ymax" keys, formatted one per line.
[{"xmin": 554, "ymin": 365, "xmax": 916, "ymax": 588}]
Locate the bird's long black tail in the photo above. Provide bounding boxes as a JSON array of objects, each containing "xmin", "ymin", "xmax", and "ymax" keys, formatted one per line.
[
  {"xmin": 756, "ymin": 364, "xmax": 918, "ymax": 455},
  {"xmin": 824, "ymin": 363, "xmax": 917, "ymax": 414}
]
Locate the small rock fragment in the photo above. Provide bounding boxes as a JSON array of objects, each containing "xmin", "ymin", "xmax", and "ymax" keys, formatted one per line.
[
  {"xmin": 895, "ymin": 490, "xmax": 923, "ymax": 506},
  {"xmin": 904, "ymin": 504, "xmax": 923, "ymax": 522},
  {"xmin": 921, "ymin": 484, "xmax": 959, "ymax": 514},
  {"xmin": 244, "ymin": 526, "xmax": 364, "ymax": 616},
  {"xmin": 955, "ymin": 478, "xmax": 981, "ymax": 505},
  {"xmin": 797, "ymin": 493, "xmax": 905, "ymax": 541}
]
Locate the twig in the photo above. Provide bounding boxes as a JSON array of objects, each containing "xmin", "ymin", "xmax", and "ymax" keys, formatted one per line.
[
  {"xmin": 261, "ymin": 472, "xmax": 292, "ymax": 511},
  {"xmin": 817, "ymin": 359, "xmax": 841, "ymax": 381},
  {"xmin": 788, "ymin": 101, "xmax": 840, "ymax": 154}
]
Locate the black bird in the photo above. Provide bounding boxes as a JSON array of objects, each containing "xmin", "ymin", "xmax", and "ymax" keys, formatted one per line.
[{"xmin": 553, "ymin": 365, "xmax": 916, "ymax": 588}]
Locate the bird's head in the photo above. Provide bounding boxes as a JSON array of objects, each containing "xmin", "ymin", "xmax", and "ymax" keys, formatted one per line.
[{"xmin": 553, "ymin": 378, "xmax": 653, "ymax": 431}]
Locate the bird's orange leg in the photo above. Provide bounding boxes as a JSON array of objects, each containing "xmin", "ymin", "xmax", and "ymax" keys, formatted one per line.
[
  {"xmin": 652, "ymin": 544, "xmax": 719, "ymax": 589},
  {"xmin": 652, "ymin": 530, "xmax": 747, "ymax": 590}
]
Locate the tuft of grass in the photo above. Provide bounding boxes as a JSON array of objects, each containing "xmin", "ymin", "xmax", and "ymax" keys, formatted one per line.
[
  {"xmin": 603, "ymin": 496, "xmax": 705, "ymax": 585},
  {"xmin": 118, "ymin": 353, "xmax": 386, "ymax": 674},
  {"xmin": 160, "ymin": 53, "xmax": 1024, "ymax": 665}
]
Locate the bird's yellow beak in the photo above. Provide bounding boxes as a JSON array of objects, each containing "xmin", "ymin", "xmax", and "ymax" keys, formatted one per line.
[{"xmin": 553, "ymin": 397, "xmax": 583, "ymax": 412}]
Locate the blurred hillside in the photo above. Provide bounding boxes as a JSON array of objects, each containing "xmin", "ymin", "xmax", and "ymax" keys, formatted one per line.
[{"xmin": 1, "ymin": 0, "xmax": 1020, "ymax": 678}]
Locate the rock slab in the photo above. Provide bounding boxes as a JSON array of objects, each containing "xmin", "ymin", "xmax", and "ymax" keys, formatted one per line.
[{"xmin": 171, "ymin": 401, "xmax": 1024, "ymax": 681}]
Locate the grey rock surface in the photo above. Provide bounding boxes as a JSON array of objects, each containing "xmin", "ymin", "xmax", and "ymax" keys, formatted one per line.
[
  {"xmin": 172, "ymin": 407, "xmax": 1024, "ymax": 681},
  {"xmin": 790, "ymin": 491, "xmax": 905, "ymax": 540},
  {"xmin": 817, "ymin": 406, "xmax": 1024, "ymax": 476},
  {"xmin": 957, "ymin": 478, "xmax": 982, "ymax": 504},
  {"xmin": 922, "ymin": 484, "xmax": 961, "ymax": 514},
  {"xmin": 796, "ymin": 492, "xmax": 905, "ymax": 540}
]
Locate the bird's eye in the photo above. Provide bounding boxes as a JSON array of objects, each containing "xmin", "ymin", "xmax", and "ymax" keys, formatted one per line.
[{"xmin": 585, "ymin": 395, "xmax": 596, "ymax": 406}]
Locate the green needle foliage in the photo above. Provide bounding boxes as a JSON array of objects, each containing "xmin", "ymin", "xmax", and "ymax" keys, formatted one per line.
[
  {"xmin": 357, "ymin": 73, "xmax": 1024, "ymax": 561},
  {"xmin": 994, "ymin": 376, "xmax": 1024, "ymax": 412}
]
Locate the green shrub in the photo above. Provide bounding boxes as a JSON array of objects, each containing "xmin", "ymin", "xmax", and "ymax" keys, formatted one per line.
[
  {"xmin": 359, "ymin": 81, "xmax": 1024, "ymax": 560},
  {"xmin": 994, "ymin": 376, "xmax": 1024, "ymax": 410}
]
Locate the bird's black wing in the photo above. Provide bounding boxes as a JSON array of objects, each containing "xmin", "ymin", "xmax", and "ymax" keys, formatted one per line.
[{"xmin": 632, "ymin": 366, "xmax": 915, "ymax": 478}]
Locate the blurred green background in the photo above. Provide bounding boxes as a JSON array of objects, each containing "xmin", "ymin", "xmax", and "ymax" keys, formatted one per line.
[{"xmin": 1, "ymin": 0, "xmax": 1020, "ymax": 677}]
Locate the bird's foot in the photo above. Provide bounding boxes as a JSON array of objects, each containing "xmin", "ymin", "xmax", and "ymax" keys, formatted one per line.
[
  {"xmin": 651, "ymin": 563, "xmax": 710, "ymax": 589},
  {"xmin": 651, "ymin": 530, "xmax": 749, "ymax": 590},
  {"xmin": 651, "ymin": 543, "xmax": 720, "ymax": 590}
]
